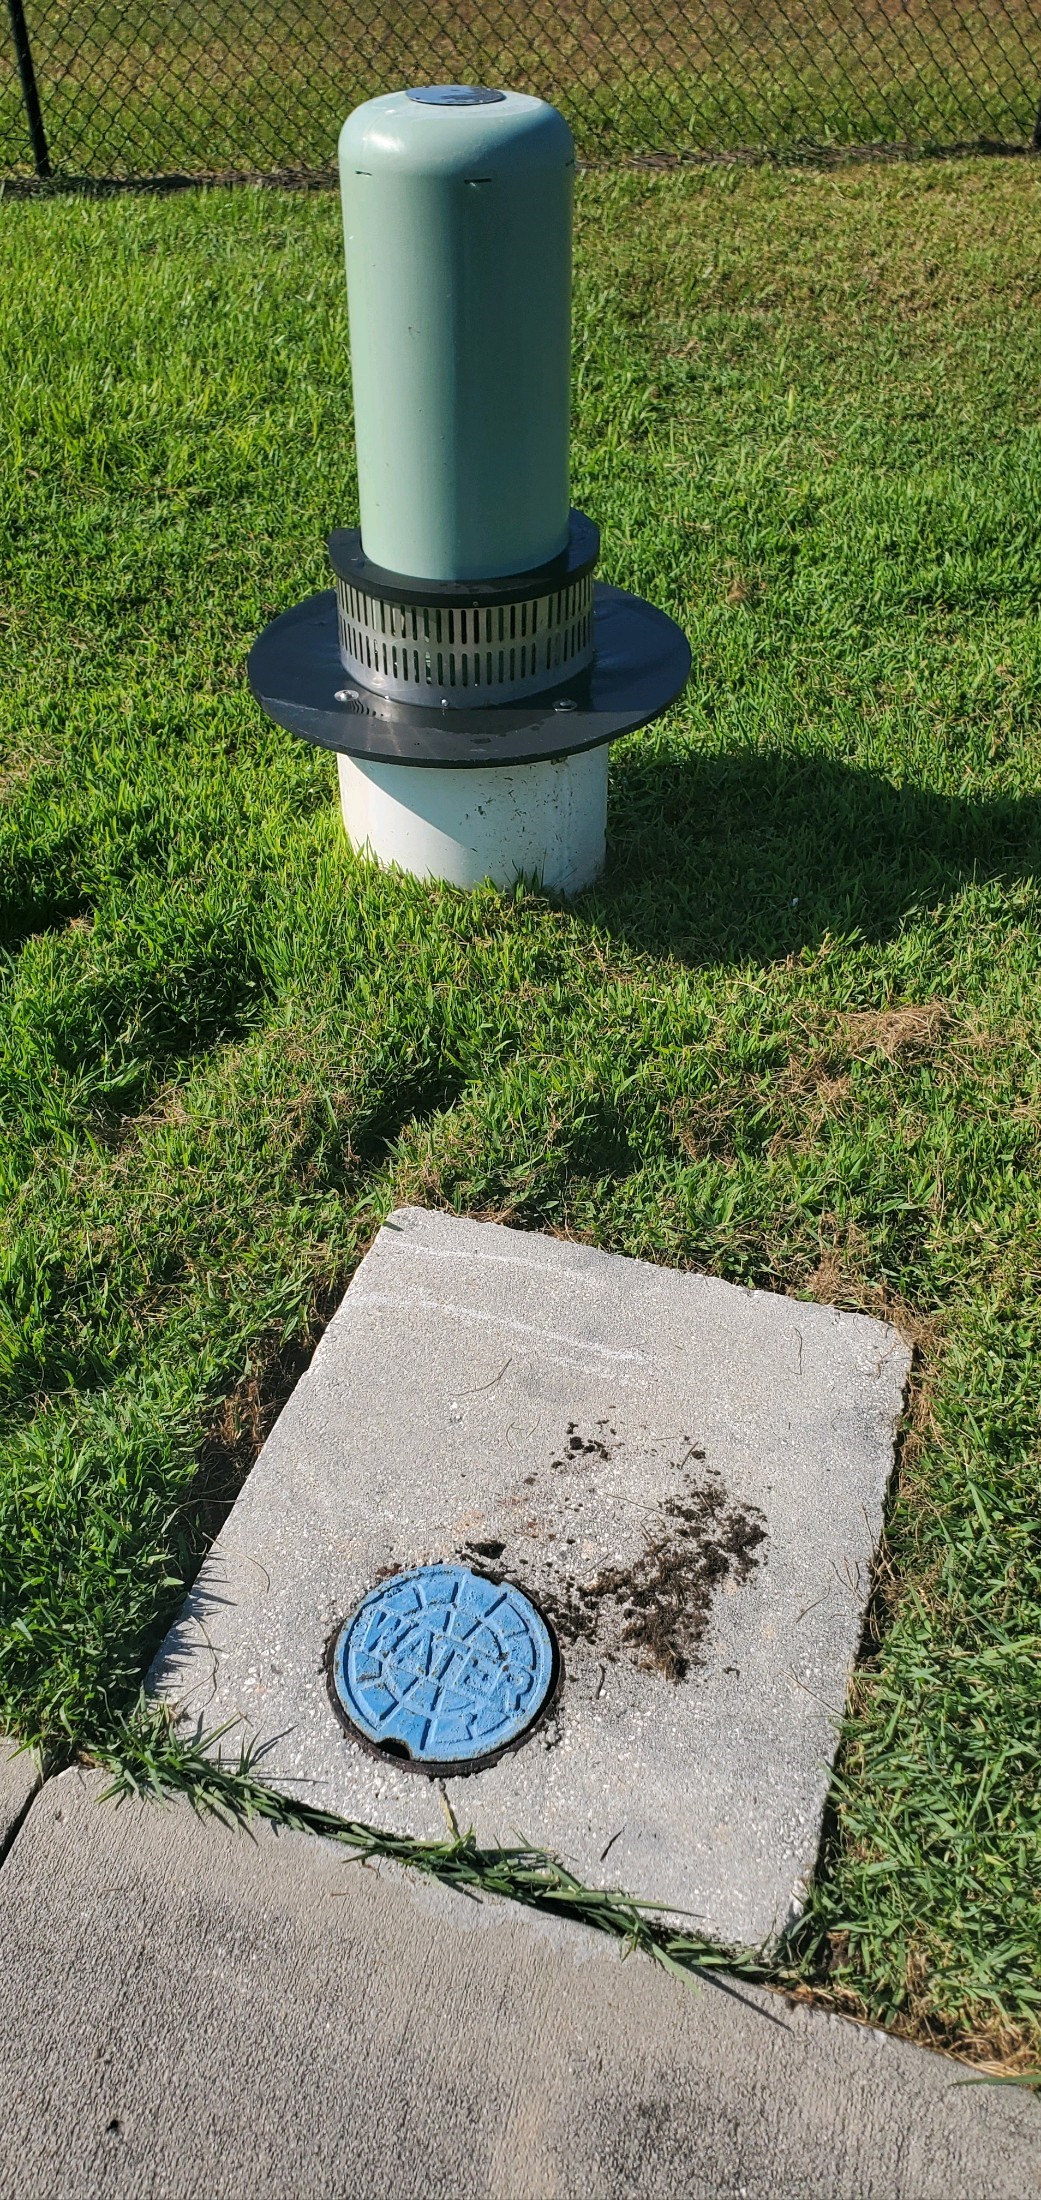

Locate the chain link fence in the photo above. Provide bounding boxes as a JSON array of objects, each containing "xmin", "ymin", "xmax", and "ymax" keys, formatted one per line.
[{"xmin": 3, "ymin": 0, "xmax": 1040, "ymax": 182}]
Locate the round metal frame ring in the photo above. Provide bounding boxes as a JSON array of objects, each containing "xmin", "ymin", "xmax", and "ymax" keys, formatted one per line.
[
  {"xmin": 327, "ymin": 1563, "xmax": 561, "ymax": 1777},
  {"xmin": 406, "ymin": 85, "xmax": 507, "ymax": 106}
]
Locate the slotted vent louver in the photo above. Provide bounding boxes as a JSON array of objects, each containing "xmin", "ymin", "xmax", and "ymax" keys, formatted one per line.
[{"xmin": 335, "ymin": 571, "xmax": 596, "ymax": 706}]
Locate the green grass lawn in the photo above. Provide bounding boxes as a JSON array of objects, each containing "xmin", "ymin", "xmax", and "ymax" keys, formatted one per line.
[{"xmin": 2, "ymin": 156, "xmax": 1040, "ymax": 2069}]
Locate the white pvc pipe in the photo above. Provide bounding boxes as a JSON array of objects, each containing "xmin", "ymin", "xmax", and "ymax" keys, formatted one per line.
[{"xmin": 337, "ymin": 749, "xmax": 607, "ymax": 895}]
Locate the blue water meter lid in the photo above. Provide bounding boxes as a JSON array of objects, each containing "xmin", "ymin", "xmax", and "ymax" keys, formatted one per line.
[
  {"xmin": 406, "ymin": 86, "xmax": 507, "ymax": 106},
  {"xmin": 329, "ymin": 1563, "xmax": 557, "ymax": 1772}
]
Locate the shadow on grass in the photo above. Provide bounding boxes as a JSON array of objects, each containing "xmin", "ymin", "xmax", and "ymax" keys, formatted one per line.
[{"xmin": 597, "ymin": 752, "xmax": 1041, "ymax": 962}]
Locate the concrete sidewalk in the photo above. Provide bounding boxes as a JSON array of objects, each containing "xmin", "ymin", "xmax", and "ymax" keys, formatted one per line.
[
  {"xmin": 0, "ymin": 1737, "xmax": 39, "ymax": 1854},
  {"xmin": 0, "ymin": 1768, "xmax": 1036, "ymax": 2199}
]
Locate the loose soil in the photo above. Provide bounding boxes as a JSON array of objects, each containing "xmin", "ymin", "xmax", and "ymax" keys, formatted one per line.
[{"xmin": 461, "ymin": 1431, "xmax": 767, "ymax": 1684}]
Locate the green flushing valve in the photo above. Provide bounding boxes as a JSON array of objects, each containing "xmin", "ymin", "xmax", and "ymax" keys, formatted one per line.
[{"xmin": 248, "ymin": 85, "xmax": 690, "ymax": 896}]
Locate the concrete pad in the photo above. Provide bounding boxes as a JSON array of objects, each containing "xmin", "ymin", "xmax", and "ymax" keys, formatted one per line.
[
  {"xmin": 151, "ymin": 1208, "xmax": 911, "ymax": 1947},
  {"xmin": 0, "ymin": 1769, "xmax": 1036, "ymax": 2200},
  {"xmin": 0, "ymin": 1736, "xmax": 40, "ymax": 1854}
]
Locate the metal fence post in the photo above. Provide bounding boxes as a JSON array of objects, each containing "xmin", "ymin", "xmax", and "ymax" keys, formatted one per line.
[{"xmin": 5, "ymin": 0, "xmax": 50, "ymax": 177}]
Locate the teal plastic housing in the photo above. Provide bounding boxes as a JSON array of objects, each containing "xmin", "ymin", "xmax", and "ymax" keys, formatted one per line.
[{"xmin": 338, "ymin": 89, "xmax": 574, "ymax": 583}]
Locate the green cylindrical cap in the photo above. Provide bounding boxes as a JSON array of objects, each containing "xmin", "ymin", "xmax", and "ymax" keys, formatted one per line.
[{"xmin": 338, "ymin": 88, "xmax": 574, "ymax": 582}]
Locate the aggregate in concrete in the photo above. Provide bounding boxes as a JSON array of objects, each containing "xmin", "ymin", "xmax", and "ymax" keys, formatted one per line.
[
  {"xmin": 151, "ymin": 1208, "xmax": 911, "ymax": 1948},
  {"xmin": 0, "ymin": 1769, "xmax": 1036, "ymax": 2200},
  {"xmin": 0, "ymin": 1736, "xmax": 40, "ymax": 1855}
]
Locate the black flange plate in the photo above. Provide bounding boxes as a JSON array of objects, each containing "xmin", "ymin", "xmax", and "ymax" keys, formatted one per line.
[{"xmin": 247, "ymin": 583, "xmax": 690, "ymax": 769}]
